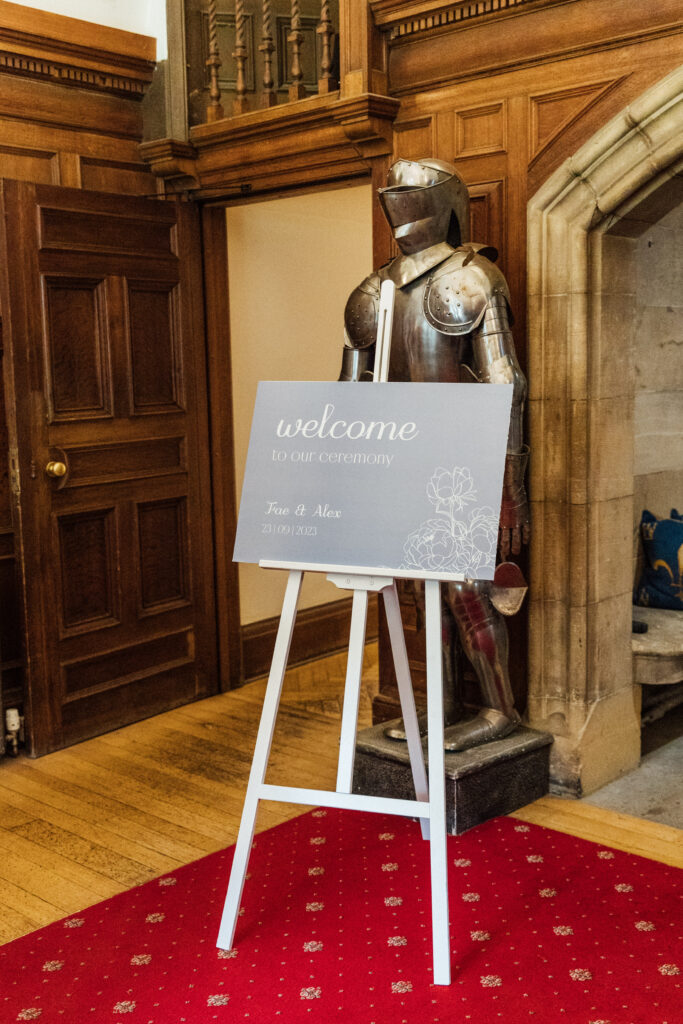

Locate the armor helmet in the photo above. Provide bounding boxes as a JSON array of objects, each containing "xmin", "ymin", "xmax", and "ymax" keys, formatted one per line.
[{"xmin": 378, "ymin": 158, "xmax": 470, "ymax": 256}]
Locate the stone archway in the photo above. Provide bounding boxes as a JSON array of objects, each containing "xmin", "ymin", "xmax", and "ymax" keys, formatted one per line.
[{"xmin": 526, "ymin": 66, "xmax": 683, "ymax": 796}]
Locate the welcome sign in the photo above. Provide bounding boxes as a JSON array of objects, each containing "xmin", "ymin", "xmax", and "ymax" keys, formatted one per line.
[{"xmin": 233, "ymin": 381, "xmax": 513, "ymax": 582}]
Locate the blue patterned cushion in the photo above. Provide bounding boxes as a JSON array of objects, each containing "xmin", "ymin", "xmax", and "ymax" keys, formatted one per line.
[{"xmin": 634, "ymin": 508, "xmax": 683, "ymax": 610}]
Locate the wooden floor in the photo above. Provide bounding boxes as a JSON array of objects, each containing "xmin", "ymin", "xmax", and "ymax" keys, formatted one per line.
[{"xmin": 0, "ymin": 643, "xmax": 680, "ymax": 946}]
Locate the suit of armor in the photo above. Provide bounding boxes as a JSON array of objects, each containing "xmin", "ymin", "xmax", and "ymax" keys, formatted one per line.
[{"xmin": 340, "ymin": 158, "xmax": 530, "ymax": 752}]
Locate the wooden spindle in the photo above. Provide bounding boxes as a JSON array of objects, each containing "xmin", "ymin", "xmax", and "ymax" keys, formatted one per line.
[
  {"xmin": 288, "ymin": 0, "xmax": 306, "ymax": 102},
  {"xmin": 317, "ymin": 0, "xmax": 335, "ymax": 94},
  {"xmin": 205, "ymin": 0, "xmax": 224, "ymax": 122},
  {"xmin": 259, "ymin": 0, "xmax": 276, "ymax": 108},
  {"xmin": 233, "ymin": 0, "xmax": 249, "ymax": 115}
]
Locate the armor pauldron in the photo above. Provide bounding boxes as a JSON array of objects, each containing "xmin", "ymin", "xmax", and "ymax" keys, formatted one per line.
[
  {"xmin": 343, "ymin": 273, "xmax": 381, "ymax": 349},
  {"xmin": 422, "ymin": 250, "xmax": 511, "ymax": 336}
]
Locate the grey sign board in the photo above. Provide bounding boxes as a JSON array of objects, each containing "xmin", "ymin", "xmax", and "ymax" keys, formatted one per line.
[{"xmin": 233, "ymin": 381, "xmax": 512, "ymax": 582}]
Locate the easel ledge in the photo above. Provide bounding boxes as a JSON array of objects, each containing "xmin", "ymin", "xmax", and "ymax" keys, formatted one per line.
[{"xmin": 260, "ymin": 558, "xmax": 467, "ymax": 582}]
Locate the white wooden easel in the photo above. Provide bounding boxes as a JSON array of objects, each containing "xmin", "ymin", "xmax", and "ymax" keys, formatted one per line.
[{"xmin": 217, "ymin": 282, "xmax": 451, "ymax": 985}]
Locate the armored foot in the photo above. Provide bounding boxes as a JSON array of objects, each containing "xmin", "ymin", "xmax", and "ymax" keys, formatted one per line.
[
  {"xmin": 384, "ymin": 711, "xmax": 429, "ymax": 741},
  {"xmin": 443, "ymin": 707, "xmax": 520, "ymax": 752}
]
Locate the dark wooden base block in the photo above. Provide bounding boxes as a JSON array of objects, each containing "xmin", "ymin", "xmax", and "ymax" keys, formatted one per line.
[{"xmin": 353, "ymin": 720, "xmax": 553, "ymax": 835}]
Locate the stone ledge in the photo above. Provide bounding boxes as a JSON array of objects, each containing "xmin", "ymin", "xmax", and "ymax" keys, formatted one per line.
[{"xmin": 632, "ymin": 605, "xmax": 683, "ymax": 685}]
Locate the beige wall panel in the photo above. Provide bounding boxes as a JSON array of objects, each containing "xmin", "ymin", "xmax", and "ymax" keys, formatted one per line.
[{"xmin": 227, "ymin": 183, "xmax": 373, "ymax": 624}]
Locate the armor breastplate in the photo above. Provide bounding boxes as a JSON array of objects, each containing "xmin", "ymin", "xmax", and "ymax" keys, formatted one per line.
[
  {"xmin": 345, "ymin": 244, "xmax": 504, "ymax": 346},
  {"xmin": 343, "ymin": 245, "xmax": 507, "ymax": 382},
  {"xmin": 344, "ymin": 270, "xmax": 463, "ymax": 383}
]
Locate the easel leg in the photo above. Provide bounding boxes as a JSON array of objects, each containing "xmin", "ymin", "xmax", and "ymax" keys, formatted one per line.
[
  {"xmin": 425, "ymin": 579, "xmax": 451, "ymax": 985},
  {"xmin": 336, "ymin": 587, "xmax": 369, "ymax": 793},
  {"xmin": 382, "ymin": 582, "xmax": 430, "ymax": 839},
  {"xmin": 216, "ymin": 570, "xmax": 303, "ymax": 950}
]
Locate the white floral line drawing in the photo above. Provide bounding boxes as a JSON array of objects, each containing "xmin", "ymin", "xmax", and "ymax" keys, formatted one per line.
[{"xmin": 400, "ymin": 466, "xmax": 498, "ymax": 577}]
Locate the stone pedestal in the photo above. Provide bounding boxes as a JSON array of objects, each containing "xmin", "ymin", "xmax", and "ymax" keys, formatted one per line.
[{"xmin": 353, "ymin": 719, "xmax": 553, "ymax": 835}]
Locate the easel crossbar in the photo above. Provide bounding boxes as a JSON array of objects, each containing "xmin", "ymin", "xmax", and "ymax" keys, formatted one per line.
[{"xmin": 258, "ymin": 783, "xmax": 429, "ymax": 818}]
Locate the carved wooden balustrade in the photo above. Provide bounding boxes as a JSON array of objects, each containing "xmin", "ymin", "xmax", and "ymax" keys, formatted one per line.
[{"xmin": 203, "ymin": 0, "xmax": 339, "ymax": 121}]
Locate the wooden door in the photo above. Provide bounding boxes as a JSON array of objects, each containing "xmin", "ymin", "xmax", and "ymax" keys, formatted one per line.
[{"xmin": 0, "ymin": 181, "xmax": 218, "ymax": 755}]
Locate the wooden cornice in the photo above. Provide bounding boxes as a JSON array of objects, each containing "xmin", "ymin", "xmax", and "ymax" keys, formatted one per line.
[
  {"xmin": 138, "ymin": 139, "xmax": 200, "ymax": 191},
  {"xmin": 142, "ymin": 93, "xmax": 400, "ymax": 199},
  {"xmin": 386, "ymin": 0, "xmax": 683, "ymax": 96},
  {"xmin": 0, "ymin": 0, "xmax": 155, "ymax": 99},
  {"xmin": 332, "ymin": 93, "xmax": 401, "ymax": 158},
  {"xmin": 370, "ymin": 0, "xmax": 553, "ymax": 40}
]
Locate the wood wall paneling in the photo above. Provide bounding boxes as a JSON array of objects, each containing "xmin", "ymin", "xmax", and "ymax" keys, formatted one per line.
[
  {"xmin": 199, "ymin": 205, "xmax": 242, "ymax": 691},
  {"xmin": 468, "ymin": 179, "xmax": 505, "ymax": 257},
  {"xmin": 454, "ymin": 101, "xmax": 506, "ymax": 159},
  {"xmin": 79, "ymin": 158, "xmax": 157, "ymax": 195},
  {"xmin": 384, "ymin": 0, "xmax": 683, "ymax": 96},
  {"xmin": 0, "ymin": 144, "xmax": 59, "ymax": 185},
  {"xmin": 242, "ymin": 595, "xmax": 379, "ymax": 682},
  {"xmin": 0, "ymin": 74, "xmax": 147, "ymax": 147},
  {"xmin": 0, "ymin": 1, "xmax": 158, "ymax": 197},
  {"xmin": 393, "ymin": 115, "xmax": 435, "ymax": 159}
]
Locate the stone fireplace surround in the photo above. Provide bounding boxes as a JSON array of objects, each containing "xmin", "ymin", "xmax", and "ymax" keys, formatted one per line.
[{"xmin": 526, "ymin": 67, "xmax": 683, "ymax": 796}]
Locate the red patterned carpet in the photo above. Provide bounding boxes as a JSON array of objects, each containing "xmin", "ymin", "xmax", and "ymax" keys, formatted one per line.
[{"xmin": 1, "ymin": 810, "xmax": 680, "ymax": 1023}]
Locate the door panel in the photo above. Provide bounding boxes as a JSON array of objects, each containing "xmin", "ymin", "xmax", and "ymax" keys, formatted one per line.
[
  {"xmin": 55, "ymin": 506, "xmax": 120, "ymax": 633},
  {"xmin": 0, "ymin": 180, "xmax": 218, "ymax": 754},
  {"xmin": 43, "ymin": 277, "xmax": 113, "ymax": 420},
  {"xmin": 136, "ymin": 496, "xmax": 189, "ymax": 611},
  {"xmin": 128, "ymin": 281, "xmax": 183, "ymax": 413}
]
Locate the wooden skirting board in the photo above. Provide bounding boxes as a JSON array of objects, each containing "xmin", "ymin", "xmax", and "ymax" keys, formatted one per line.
[{"xmin": 241, "ymin": 596, "xmax": 379, "ymax": 682}]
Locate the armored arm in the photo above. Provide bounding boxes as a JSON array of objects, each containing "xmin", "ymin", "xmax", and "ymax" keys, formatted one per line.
[
  {"xmin": 339, "ymin": 337, "xmax": 375, "ymax": 381},
  {"xmin": 472, "ymin": 291, "xmax": 526, "ymax": 451},
  {"xmin": 338, "ymin": 273, "xmax": 381, "ymax": 382},
  {"xmin": 423, "ymin": 249, "xmax": 530, "ymax": 558},
  {"xmin": 472, "ymin": 292, "xmax": 530, "ymax": 559}
]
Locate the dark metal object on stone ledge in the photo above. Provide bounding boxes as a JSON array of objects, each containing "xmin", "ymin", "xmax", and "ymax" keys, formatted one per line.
[{"xmin": 353, "ymin": 719, "xmax": 552, "ymax": 835}]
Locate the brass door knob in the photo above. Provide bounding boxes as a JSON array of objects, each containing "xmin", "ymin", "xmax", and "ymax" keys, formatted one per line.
[{"xmin": 45, "ymin": 460, "xmax": 67, "ymax": 478}]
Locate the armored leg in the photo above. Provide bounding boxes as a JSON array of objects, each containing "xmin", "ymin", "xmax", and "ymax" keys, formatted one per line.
[
  {"xmin": 442, "ymin": 579, "xmax": 520, "ymax": 752},
  {"xmin": 383, "ymin": 583, "xmax": 459, "ymax": 740}
]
